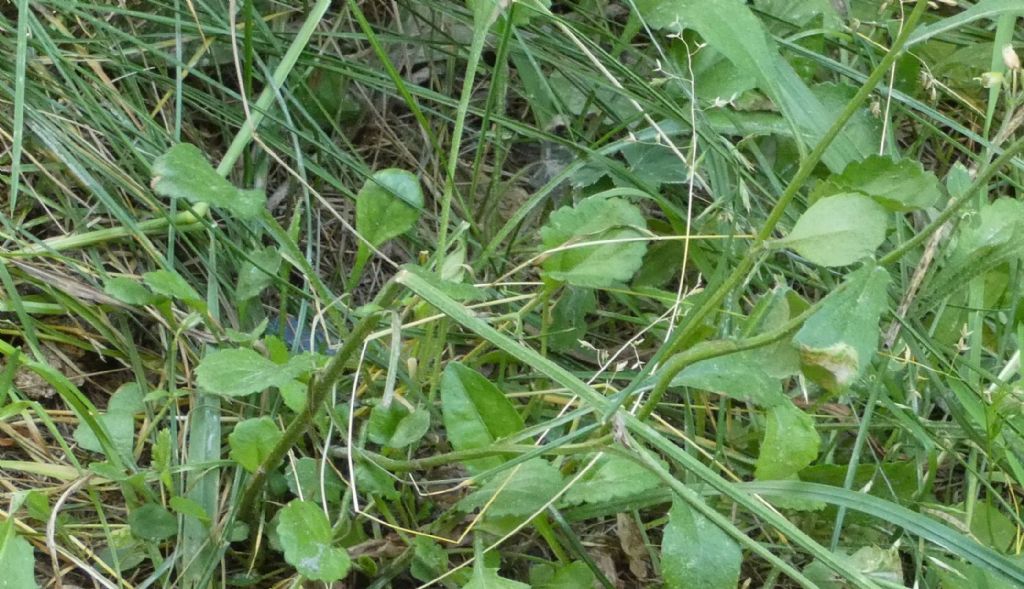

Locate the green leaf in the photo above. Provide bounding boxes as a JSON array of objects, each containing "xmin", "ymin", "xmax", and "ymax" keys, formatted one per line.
[
  {"xmin": 169, "ymin": 496, "xmax": 210, "ymax": 525},
  {"xmin": 671, "ymin": 353, "xmax": 785, "ymax": 407},
  {"xmin": 754, "ymin": 0, "xmax": 839, "ymax": 27},
  {"xmin": 355, "ymin": 461, "xmax": 400, "ymax": 500},
  {"xmin": 907, "ymin": 0, "xmax": 1024, "ymax": 47},
  {"xmin": 745, "ymin": 481, "xmax": 1024, "ymax": 585},
  {"xmin": 366, "ymin": 403, "xmax": 405, "ymax": 445},
  {"xmin": 804, "ymin": 545, "xmax": 904, "ymax": 589},
  {"xmin": 142, "ymin": 269, "xmax": 203, "ymax": 305},
  {"xmin": 236, "ymin": 246, "xmax": 282, "ymax": 302},
  {"xmin": 937, "ymin": 557, "xmax": 1024, "ymax": 589},
  {"xmin": 462, "ymin": 560, "xmax": 531, "ymax": 589},
  {"xmin": 73, "ymin": 411, "xmax": 133, "ymax": 458},
  {"xmin": 793, "ymin": 264, "xmax": 890, "ymax": 390},
  {"xmin": 441, "ymin": 362, "xmax": 524, "ymax": 474},
  {"xmin": 395, "ymin": 267, "xmax": 893, "ymax": 586},
  {"xmin": 825, "ymin": 155, "xmax": 943, "ymax": 212},
  {"xmin": 951, "ymin": 198, "xmax": 1024, "ymax": 262},
  {"xmin": 295, "ymin": 68, "xmax": 361, "ymax": 127},
  {"xmin": 195, "ymin": 348, "xmax": 310, "ymax": 397},
  {"xmin": 128, "ymin": 504, "xmax": 177, "ymax": 541},
  {"xmin": 539, "ymin": 196, "xmax": 648, "ymax": 288},
  {"xmin": 736, "ymin": 287, "xmax": 803, "ymax": 379},
  {"xmin": 776, "ymin": 193, "xmax": 888, "ymax": 267},
  {"xmin": 279, "ymin": 379, "xmax": 307, "ymax": 413},
  {"xmin": 367, "ymin": 403, "xmax": 431, "ymax": 448},
  {"xmin": 0, "ymin": 531, "xmax": 38, "ymax": 589},
  {"xmin": 755, "ymin": 400, "xmax": 820, "ymax": 480},
  {"xmin": 103, "ymin": 277, "xmax": 159, "ymax": 306},
  {"xmin": 529, "ymin": 561, "xmax": 596, "ymax": 589},
  {"xmin": 812, "ymin": 83, "xmax": 882, "ymax": 160},
  {"xmin": 97, "ymin": 529, "xmax": 147, "ymax": 573},
  {"xmin": 459, "ymin": 459, "xmax": 564, "ymax": 517},
  {"xmin": 621, "ymin": 139, "xmax": 689, "ymax": 187},
  {"xmin": 73, "ymin": 382, "xmax": 143, "ymax": 460},
  {"xmin": 924, "ymin": 199, "xmax": 1024, "ymax": 305},
  {"xmin": 277, "ymin": 500, "xmax": 351, "ymax": 582},
  {"xmin": 689, "ymin": 48, "xmax": 758, "ymax": 104},
  {"xmin": 411, "ymin": 537, "xmax": 449, "ymax": 583},
  {"xmin": 285, "ymin": 457, "xmax": 344, "ymax": 504},
  {"xmin": 151, "ymin": 143, "xmax": 265, "ymax": 219},
  {"xmin": 23, "ymin": 492, "xmax": 51, "ymax": 524},
  {"xmin": 661, "ymin": 500, "xmax": 741, "ymax": 589},
  {"xmin": 563, "ymin": 454, "xmax": 662, "ymax": 506},
  {"xmin": 970, "ymin": 502, "xmax": 1016, "ymax": 552},
  {"xmin": 632, "ymin": 0, "xmax": 867, "ymax": 172},
  {"xmin": 228, "ymin": 417, "xmax": 282, "ymax": 473},
  {"xmin": 946, "ymin": 162, "xmax": 973, "ymax": 198},
  {"xmin": 355, "ymin": 168, "xmax": 423, "ymax": 249},
  {"xmin": 389, "ymin": 407, "xmax": 431, "ymax": 448},
  {"xmin": 549, "ymin": 287, "xmax": 596, "ymax": 352}
]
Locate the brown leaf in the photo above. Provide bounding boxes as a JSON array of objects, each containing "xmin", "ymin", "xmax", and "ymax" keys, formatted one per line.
[
  {"xmin": 587, "ymin": 544, "xmax": 622, "ymax": 589},
  {"xmin": 616, "ymin": 512, "xmax": 649, "ymax": 580}
]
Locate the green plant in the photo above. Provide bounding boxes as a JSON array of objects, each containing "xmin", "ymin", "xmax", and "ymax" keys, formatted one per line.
[{"xmin": 3, "ymin": 0, "xmax": 1024, "ymax": 587}]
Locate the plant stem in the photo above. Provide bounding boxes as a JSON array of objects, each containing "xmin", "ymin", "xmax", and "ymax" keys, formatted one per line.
[
  {"xmin": 397, "ymin": 268, "xmax": 880, "ymax": 588},
  {"xmin": 658, "ymin": 0, "xmax": 930, "ymax": 359},
  {"xmin": 235, "ymin": 279, "xmax": 404, "ymax": 524},
  {"xmin": 880, "ymin": 133, "xmax": 1024, "ymax": 266},
  {"xmin": 338, "ymin": 436, "xmax": 610, "ymax": 472},
  {"xmin": 635, "ymin": 306, "xmax": 812, "ymax": 421},
  {"xmin": 436, "ymin": 12, "xmax": 496, "ymax": 260}
]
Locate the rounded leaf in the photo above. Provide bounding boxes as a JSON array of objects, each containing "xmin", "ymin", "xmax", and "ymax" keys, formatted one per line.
[
  {"xmin": 228, "ymin": 417, "xmax": 282, "ymax": 473},
  {"xmin": 151, "ymin": 143, "xmax": 265, "ymax": 219},
  {"xmin": 128, "ymin": 504, "xmax": 177, "ymax": 541},
  {"xmin": 539, "ymin": 196, "xmax": 648, "ymax": 287},
  {"xmin": 458, "ymin": 459, "xmax": 564, "ymax": 517},
  {"xmin": 777, "ymin": 193, "xmax": 887, "ymax": 267},
  {"xmin": 828, "ymin": 155, "xmax": 942, "ymax": 212},
  {"xmin": 662, "ymin": 501, "xmax": 741, "ymax": 589},
  {"xmin": 755, "ymin": 401, "xmax": 820, "ymax": 480},
  {"xmin": 440, "ymin": 363, "xmax": 524, "ymax": 474},
  {"xmin": 355, "ymin": 169, "xmax": 423, "ymax": 249},
  {"xmin": 195, "ymin": 348, "xmax": 310, "ymax": 397},
  {"xmin": 277, "ymin": 500, "xmax": 350, "ymax": 582}
]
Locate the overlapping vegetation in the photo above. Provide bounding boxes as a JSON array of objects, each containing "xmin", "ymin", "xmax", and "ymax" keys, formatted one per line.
[{"xmin": 2, "ymin": 0, "xmax": 1024, "ymax": 587}]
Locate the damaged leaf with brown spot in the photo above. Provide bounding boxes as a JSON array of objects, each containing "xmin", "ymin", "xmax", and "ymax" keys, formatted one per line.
[{"xmin": 792, "ymin": 264, "xmax": 890, "ymax": 391}]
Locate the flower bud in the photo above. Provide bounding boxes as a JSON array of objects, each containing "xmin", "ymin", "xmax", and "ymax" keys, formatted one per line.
[
  {"xmin": 978, "ymin": 71, "xmax": 1004, "ymax": 89},
  {"xmin": 1003, "ymin": 44, "xmax": 1021, "ymax": 71}
]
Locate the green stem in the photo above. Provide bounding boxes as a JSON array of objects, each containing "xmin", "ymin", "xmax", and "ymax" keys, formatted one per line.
[
  {"xmin": 436, "ymin": 13, "xmax": 496, "ymax": 260},
  {"xmin": 629, "ymin": 440, "xmax": 820, "ymax": 589},
  {"xmin": 340, "ymin": 436, "xmax": 609, "ymax": 472},
  {"xmin": 235, "ymin": 280, "xmax": 404, "ymax": 523},
  {"xmin": 397, "ymin": 268, "xmax": 880, "ymax": 587},
  {"xmin": 8, "ymin": 0, "xmax": 29, "ymax": 214},
  {"xmin": 344, "ymin": 0, "xmax": 439, "ymax": 156},
  {"xmin": 345, "ymin": 246, "xmax": 371, "ymax": 293},
  {"xmin": 880, "ymin": 133, "xmax": 1024, "ymax": 266},
  {"xmin": 635, "ymin": 306, "xmax": 811, "ymax": 421},
  {"xmin": 660, "ymin": 0, "xmax": 930, "ymax": 358},
  {"xmin": 532, "ymin": 514, "xmax": 570, "ymax": 563},
  {"xmin": 829, "ymin": 372, "xmax": 882, "ymax": 550}
]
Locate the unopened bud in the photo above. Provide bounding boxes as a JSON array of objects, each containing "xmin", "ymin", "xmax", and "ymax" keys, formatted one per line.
[
  {"xmin": 1003, "ymin": 44, "xmax": 1021, "ymax": 71},
  {"xmin": 978, "ymin": 71, "xmax": 1004, "ymax": 89}
]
